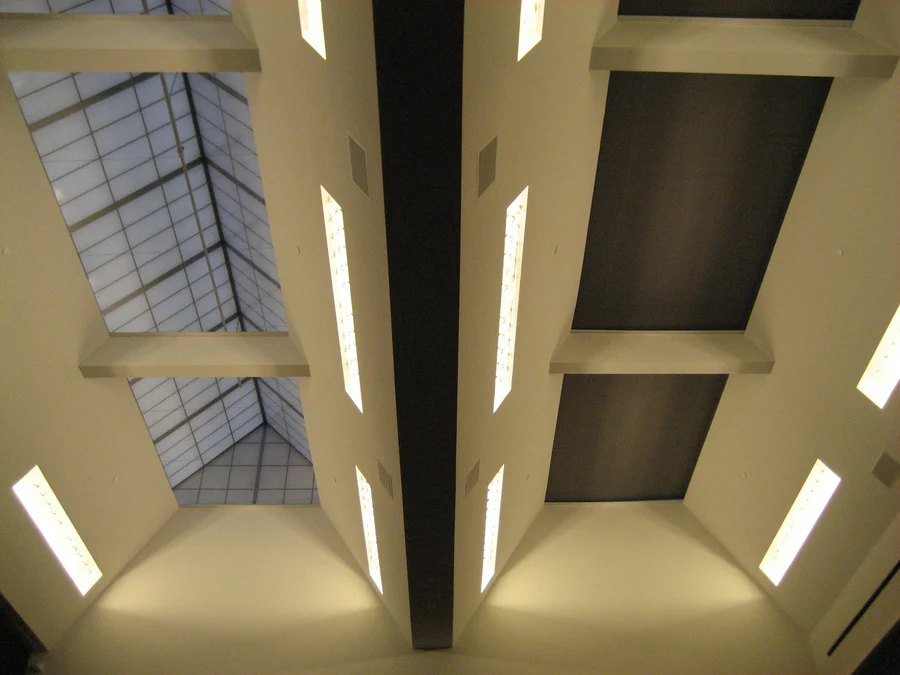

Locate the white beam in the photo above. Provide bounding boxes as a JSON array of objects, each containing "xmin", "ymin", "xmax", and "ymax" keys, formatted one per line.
[
  {"xmin": 590, "ymin": 17, "xmax": 898, "ymax": 77},
  {"xmin": 79, "ymin": 333, "xmax": 308, "ymax": 378},
  {"xmin": 550, "ymin": 331, "xmax": 774, "ymax": 375},
  {"xmin": 0, "ymin": 14, "xmax": 259, "ymax": 73}
]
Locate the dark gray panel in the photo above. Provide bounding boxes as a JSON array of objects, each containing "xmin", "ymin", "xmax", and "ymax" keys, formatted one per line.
[
  {"xmin": 546, "ymin": 374, "xmax": 726, "ymax": 502},
  {"xmin": 477, "ymin": 136, "xmax": 497, "ymax": 197},
  {"xmin": 618, "ymin": 0, "xmax": 860, "ymax": 20},
  {"xmin": 573, "ymin": 72, "xmax": 831, "ymax": 330}
]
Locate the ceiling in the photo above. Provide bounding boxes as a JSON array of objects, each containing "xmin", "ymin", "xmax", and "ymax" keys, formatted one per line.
[{"xmin": 1, "ymin": 0, "xmax": 899, "ymax": 671}]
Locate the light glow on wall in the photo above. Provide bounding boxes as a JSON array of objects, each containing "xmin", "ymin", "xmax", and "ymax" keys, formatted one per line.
[
  {"xmin": 518, "ymin": 0, "xmax": 545, "ymax": 60},
  {"xmin": 481, "ymin": 465, "xmax": 505, "ymax": 592},
  {"xmin": 322, "ymin": 186, "xmax": 363, "ymax": 412},
  {"xmin": 298, "ymin": 0, "xmax": 327, "ymax": 59},
  {"xmin": 494, "ymin": 187, "xmax": 528, "ymax": 412},
  {"xmin": 13, "ymin": 465, "xmax": 102, "ymax": 595},
  {"xmin": 857, "ymin": 301, "xmax": 900, "ymax": 409},
  {"xmin": 355, "ymin": 467, "xmax": 383, "ymax": 593},
  {"xmin": 759, "ymin": 459, "xmax": 841, "ymax": 586}
]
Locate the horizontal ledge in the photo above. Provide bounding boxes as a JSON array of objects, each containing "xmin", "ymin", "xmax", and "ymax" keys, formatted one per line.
[
  {"xmin": 0, "ymin": 14, "xmax": 260, "ymax": 73},
  {"xmin": 80, "ymin": 332, "xmax": 309, "ymax": 378},
  {"xmin": 590, "ymin": 16, "xmax": 898, "ymax": 77},
  {"xmin": 550, "ymin": 330, "xmax": 773, "ymax": 375}
]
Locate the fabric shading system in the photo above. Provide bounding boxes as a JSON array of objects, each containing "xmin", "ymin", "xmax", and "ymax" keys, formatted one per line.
[{"xmin": 6, "ymin": 0, "xmax": 309, "ymax": 488}]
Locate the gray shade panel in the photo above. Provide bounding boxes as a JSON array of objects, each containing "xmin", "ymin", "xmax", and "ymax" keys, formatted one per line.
[
  {"xmin": 573, "ymin": 72, "xmax": 831, "ymax": 331},
  {"xmin": 546, "ymin": 374, "xmax": 726, "ymax": 502},
  {"xmin": 618, "ymin": 0, "xmax": 861, "ymax": 20}
]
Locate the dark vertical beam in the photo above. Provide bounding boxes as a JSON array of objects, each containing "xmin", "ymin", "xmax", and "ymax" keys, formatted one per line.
[{"xmin": 373, "ymin": 0, "xmax": 464, "ymax": 650}]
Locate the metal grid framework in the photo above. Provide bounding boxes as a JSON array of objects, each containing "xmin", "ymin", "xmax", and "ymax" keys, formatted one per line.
[{"xmin": 5, "ymin": 0, "xmax": 311, "ymax": 487}]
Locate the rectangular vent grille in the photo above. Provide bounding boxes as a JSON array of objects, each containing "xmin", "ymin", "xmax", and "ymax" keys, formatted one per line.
[
  {"xmin": 465, "ymin": 459, "xmax": 480, "ymax": 497},
  {"xmin": 377, "ymin": 459, "xmax": 393, "ymax": 498},
  {"xmin": 348, "ymin": 134, "xmax": 370, "ymax": 197},
  {"xmin": 477, "ymin": 136, "xmax": 497, "ymax": 197},
  {"xmin": 872, "ymin": 452, "xmax": 900, "ymax": 488}
]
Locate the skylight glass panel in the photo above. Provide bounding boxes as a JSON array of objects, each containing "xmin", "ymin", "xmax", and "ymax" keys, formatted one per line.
[
  {"xmin": 298, "ymin": 0, "xmax": 327, "ymax": 59},
  {"xmin": 355, "ymin": 467, "xmax": 383, "ymax": 593},
  {"xmin": 857, "ymin": 301, "xmax": 900, "ymax": 409},
  {"xmin": 321, "ymin": 187, "xmax": 363, "ymax": 412},
  {"xmin": 494, "ymin": 187, "xmax": 528, "ymax": 412},
  {"xmin": 517, "ymin": 0, "xmax": 545, "ymax": 60},
  {"xmin": 13, "ymin": 466, "xmax": 102, "ymax": 595},
  {"xmin": 759, "ymin": 459, "xmax": 841, "ymax": 586},
  {"xmin": 481, "ymin": 465, "xmax": 505, "ymax": 592}
]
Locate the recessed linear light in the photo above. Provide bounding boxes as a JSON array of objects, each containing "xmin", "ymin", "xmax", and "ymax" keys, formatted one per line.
[
  {"xmin": 494, "ymin": 187, "xmax": 528, "ymax": 412},
  {"xmin": 12, "ymin": 466, "xmax": 102, "ymax": 595},
  {"xmin": 481, "ymin": 465, "xmax": 505, "ymax": 592},
  {"xmin": 321, "ymin": 186, "xmax": 363, "ymax": 412},
  {"xmin": 517, "ymin": 0, "xmax": 545, "ymax": 60},
  {"xmin": 355, "ymin": 467, "xmax": 383, "ymax": 593},
  {"xmin": 857, "ymin": 301, "xmax": 900, "ymax": 409},
  {"xmin": 759, "ymin": 459, "xmax": 841, "ymax": 586},
  {"xmin": 298, "ymin": 0, "xmax": 327, "ymax": 59}
]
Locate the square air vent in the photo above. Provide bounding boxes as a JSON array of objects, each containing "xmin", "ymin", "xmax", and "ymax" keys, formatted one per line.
[
  {"xmin": 348, "ymin": 134, "xmax": 370, "ymax": 197},
  {"xmin": 377, "ymin": 459, "xmax": 393, "ymax": 498},
  {"xmin": 465, "ymin": 459, "xmax": 480, "ymax": 497},
  {"xmin": 872, "ymin": 452, "xmax": 900, "ymax": 489},
  {"xmin": 477, "ymin": 136, "xmax": 497, "ymax": 197}
]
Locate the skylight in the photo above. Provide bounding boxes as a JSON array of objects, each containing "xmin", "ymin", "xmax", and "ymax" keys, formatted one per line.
[
  {"xmin": 857, "ymin": 301, "xmax": 900, "ymax": 409},
  {"xmin": 13, "ymin": 466, "xmax": 102, "ymax": 595},
  {"xmin": 517, "ymin": 0, "xmax": 545, "ymax": 60},
  {"xmin": 494, "ymin": 187, "xmax": 528, "ymax": 412},
  {"xmin": 298, "ymin": 0, "xmax": 327, "ymax": 60},
  {"xmin": 481, "ymin": 465, "xmax": 505, "ymax": 592},
  {"xmin": 322, "ymin": 187, "xmax": 363, "ymax": 412},
  {"xmin": 759, "ymin": 459, "xmax": 840, "ymax": 586},
  {"xmin": 355, "ymin": 466, "xmax": 383, "ymax": 593}
]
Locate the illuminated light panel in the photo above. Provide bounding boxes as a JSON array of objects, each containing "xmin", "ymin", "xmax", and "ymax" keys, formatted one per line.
[
  {"xmin": 517, "ymin": 0, "xmax": 545, "ymax": 60},
  {"xmin": 759, "ymin": 459, "xmax": 841, "ymax": 586},
  {"xmin": 12, "ymin": 466, "xmax": 102, "ymax": 595},
  {"xmin": 481, "ymin": 465, "xmax": 505, "ymax": 592},
  {"xmin": 494, "ymin": 187, "xmax": 528, "ymax": 412},
  {"xmin": 857, "ymin": 301, "xmax": 900, "ymax": 409},
  {"xmin": 298, "ymin": 0, "xmax": 327, "ymax": 59},
  {"xmin": 321, "ymin": 187, "xmax": 363, "ymax": 412},
  {"xmin": 355, "ymin": 467, "xmax": 383, "ymax": 593}
]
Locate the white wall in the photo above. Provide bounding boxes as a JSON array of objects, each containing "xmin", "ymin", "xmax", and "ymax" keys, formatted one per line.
[{"xmin": 39, "ymin": 503, "xmax": 814, "ymax": 675}]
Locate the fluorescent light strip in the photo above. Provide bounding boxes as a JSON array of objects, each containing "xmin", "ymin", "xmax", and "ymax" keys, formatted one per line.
[
  {"xmin": 517, "ymin": 0, "xmax": 545, "ymax": 60},
  {"xmin": 494, "ymin": 187, "xmax": 528, "ymax": 412},
  {"xmin": 759, "ymin": 459, "xmax": 841, "ymax": 586},
  {"xmin": 857, "ymin": 301, "xmax": 900, "ymax": 409},
  {"xmin": 321, "ymin": 187, "xmax": 363, "ymax": 412},
  {"xmin": 355, "ymin": 467, "xmax": 383, "ymax": 593},
  {"xmin": 481, "ymin": 465, "xmax": 505, "ymax": 592},
  {"xmin": 298, "ymin": 0, "xmax": 327, "ymax": 59},
  {"xmin": 12, "ymin": 466, "xmax": 102, "ymax": 595}
]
